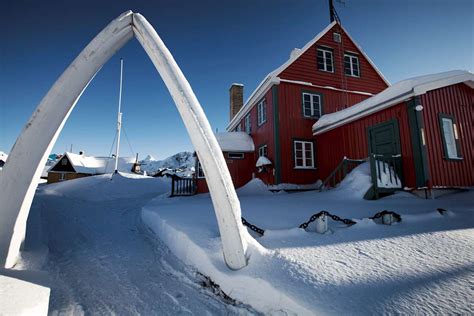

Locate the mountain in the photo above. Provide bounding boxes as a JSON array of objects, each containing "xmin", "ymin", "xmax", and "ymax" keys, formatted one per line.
[{"xmin": 140, "ymin": 151, "xmax": 195, "ymax": 177}]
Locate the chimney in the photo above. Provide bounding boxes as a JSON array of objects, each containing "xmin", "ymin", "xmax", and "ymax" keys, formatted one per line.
[{"xmin": 229, "ymin": 83, "xmax": 244, "ymax": 121}]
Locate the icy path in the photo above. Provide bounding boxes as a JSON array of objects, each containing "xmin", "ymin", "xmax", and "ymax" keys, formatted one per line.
[{"xmin": 19, "ymin": 175, "xmax": 254, "ymax": 315}]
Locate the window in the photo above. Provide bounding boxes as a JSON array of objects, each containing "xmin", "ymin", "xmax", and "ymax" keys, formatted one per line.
[
  {"xmin": 236, "ymin": 123, "xmax": 242, "ymax": 132},
  {"xmin": 333, "ymin": 32, "xmax": 341, "ymax": 43},
  {"xmin": 302, "ymin": 92, "xmax": 322, "ymax": 118},
  {"xmin": 61, "ymin": 158, "xmax": 68, "ymax": 166},
  {"xmin": 257, "ymin": 99, "xmax": 267, "ymax": 126},
  {"xmin": 439, "ymin": 114, "xmax": 461, "ymax": 159},
  {"xmin": 59, "ymin": 173, "xmax": 66, "ymax": 181},
  {"xmin": 344, "ymin": 53, "xmax": 360, "ymax": 77},
  {"xmin": 245, "ymin": 113, "xmax": 251, "ymax": 134},
  {"xmin": 294, "ymin": 141, "xmax": 314, "ymax": 169},
  {"xmin": 317, "ymin": 48, "xmax": 334, "ymax": 72},
  {"xmin": 197, "ymin": 162, "xmax": 205, "ymax": 178},
  {"xmin": 228, "ymin": 152, "xmax": 244, "ymax": 159},
  {"xmin": 258, "ymin": 145, "xmax": 268, "ymax": 158}
]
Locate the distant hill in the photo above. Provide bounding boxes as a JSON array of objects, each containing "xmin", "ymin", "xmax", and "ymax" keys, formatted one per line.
[{"xmin": 140, "ymin": 151, "xmax": 195, "ymax": 177}]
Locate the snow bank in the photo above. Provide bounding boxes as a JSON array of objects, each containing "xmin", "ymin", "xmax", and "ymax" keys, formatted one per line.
[
  {"xmin": 142, "ymin": 173, "xmax": 474, "ymax": 314},
  {"xmin": 41, "ymin": 173, "xmax": 170, "ymax": 201},
  {"xmin": 0, "ymin": 270, "xmax": 50, "ymax": 316},
  {"xmin": 236, "ymin": 178, "xmax": 273, "ymax": 196},
  {"xmin": 332, "ymin": 162, "xmax": 373, "ymax": 198},
  {"xmin": 215, "ymin": 132, "xmax": 254, "ymax": 152}
]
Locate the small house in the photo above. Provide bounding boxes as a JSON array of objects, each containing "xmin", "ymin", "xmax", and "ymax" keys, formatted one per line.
[{"xmin": 47, "ymin": 152, "xmax": 135, "ymax": 183}]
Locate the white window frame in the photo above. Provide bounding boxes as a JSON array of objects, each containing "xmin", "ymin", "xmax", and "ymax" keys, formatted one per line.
[
  {"xmin": 258, "ymin": 145, "xmax": 268, "ymax": 158},
  {"xmin": 294, "ymin": 140, "xmax": 315, "ymax": 169},
  {"xmin": 245, "ymin": 113, "xmax": 251, "ymax": 134},
  {"xmin": 227, "ymin": 152, "xmax": 244, "ymax": 159},
  {"xmin": 317, "ymin": 48, "xmax": 334, "ymax": 73},
  {"xmin": 302, "ymin": 92, "xmax": 322, "ymax": 118},
  {"xmin": 197, "ymin": 161, "xmax": 205, "ymax": 178},
  {"xmin": 344, "ymin": 53, "xmax": 360, "ymax": 77},
  {"xmin": 257, "ymin": 99, "xmax": 267, "ymax": 126},
  {"xmin": 59, "ymin": 173, "xmax": 66, "ymax": 181},
  {"xmin": 440, "ymin": 116, "xmax": 460, "ymax": 159}
]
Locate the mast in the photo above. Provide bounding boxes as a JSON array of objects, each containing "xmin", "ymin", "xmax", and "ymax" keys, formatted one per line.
[
  {"xmin": 114, "ymin": 58, "xmax": 124, "ymax": 173},
  {"xmin": 329, "ymin": 0, "xmax": 335, "ymax": 22}
]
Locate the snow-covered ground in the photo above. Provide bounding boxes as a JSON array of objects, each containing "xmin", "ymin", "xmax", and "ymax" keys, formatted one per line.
[
  {"xmin": 142, "ymin": 164, "xmax": 474, "ymax": 315},
  {"xmin": 16, "ymin": 173, "xmax": 256, "ymax": 314}
]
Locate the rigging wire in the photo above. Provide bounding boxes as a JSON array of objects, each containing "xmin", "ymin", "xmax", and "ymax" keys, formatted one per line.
[{"xmin": 122, "ymin": 124, "xmax": 136, "ymax": 157}]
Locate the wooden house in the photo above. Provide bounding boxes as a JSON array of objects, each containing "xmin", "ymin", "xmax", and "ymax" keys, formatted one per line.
[
  {"xmin": 313, "ymin": 70, "xmax": 473, "ymax": 197},
  {"xmin": 196, "ymin": 20, "xmax": 388, "ymax": 192},
  {"xmin": 47, "ymin": 152, "xmax": 135, "ymax": 183}
]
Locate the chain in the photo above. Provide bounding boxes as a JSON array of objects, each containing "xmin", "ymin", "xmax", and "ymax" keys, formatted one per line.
[
  {"xmin": 241, "ymin": 217, "xmax": 265, "ymax": 236},
  {"xmin": 299, "ymin": 211, "xmax": 356, "ymax": 229},
  {"xmin": 369, "ymin": 210, "xmax": 402, "ymax": 222},
  {"xmin": 243, "ymin": 210, "xmax": 402, "ymax": 236}
]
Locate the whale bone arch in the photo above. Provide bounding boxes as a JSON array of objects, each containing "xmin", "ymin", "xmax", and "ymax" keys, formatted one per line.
[{"xmin": 0, "ymin": 11, "xmax": 248, "ymax": 270}]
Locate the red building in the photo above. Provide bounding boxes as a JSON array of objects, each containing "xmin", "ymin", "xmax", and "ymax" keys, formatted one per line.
[
  {"xmin": 313, "ymin": 70, "xmax": 474, "ymax": 196},
  {"xmin": 195, "ymin": 20, "xmax": 473, "ymax": 197}
]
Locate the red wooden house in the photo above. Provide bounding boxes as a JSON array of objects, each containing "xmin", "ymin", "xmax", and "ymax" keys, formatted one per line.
[
  {"xmin": 195, "ymin": 20, "xmax": 473, "ymax": 198},
  {"xmin": 196, "ymin": 20, "xmax": 389, "ymax": 191},
  {"xmin": 313, "ymin": 70, "xmax": 473, "ymax": 197}
]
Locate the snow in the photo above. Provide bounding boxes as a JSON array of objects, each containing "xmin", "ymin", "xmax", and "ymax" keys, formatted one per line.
[
  {"xmin": 0, "ymin": 271, "xmax": 50, "ymax": 316},
  {"xmin": 314, "ymin": 70, "xmax": 474, "ymax": 134},
  {"xmin": 142, "ymin": 164, "xmax": 474, "ymax": 314},
  {"xmin": 215, "ymin": 132, "xmax": 255, "ymax": 152},
  {"xmin": 0, "ymin": 151, "xmax": 7, "ymax": 162},
  {"xmin": 255, "ymin": 156, "xmax": 271, "ymax": 167},
  {"xmin": 375, "ymin": 162, "xmax": 402, "ymax": 189},
  {"xmin": 140, "ymin": 151, "xmax": 195, "ymax": 177},
  {"xmin": 14, "ymin": 174, "xmax": 256, "ymax": 314},
  {"xmin": 52, "ymin": 152, "xmax": 135, "ymax": 175}
]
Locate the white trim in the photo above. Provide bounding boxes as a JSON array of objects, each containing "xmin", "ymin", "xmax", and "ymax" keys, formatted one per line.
[
  {"xmin": 317, "ymin": 47, "xmax": 334, "ymax": 73},
  {"xmin": 313, "ymin": 70, "xmax": 474, "ymax": 135},
  {"xmin": 258, "ymin": 144, "xmax": 268, "ymax": 158},
  {"xmin": 294, "ymin": 140, "xmax": 314, "ymax": 168},
  {"xmin": 257, "ymin": 99, "xmax": 267, "ymax": 126},
  {"xmin": 244, "ymin": 113, "xmax": 251, "ymax": 134},
  {"xmin": 344, "ymin": 53, "xmax": 360, "ymax": 77},
  {"xmin": 279, "ymin": 79, "xmax": 374, "ymax": 96},
  {"xmin": 302, "ymin": 92, "xmax": 322, "ymax": 118}
]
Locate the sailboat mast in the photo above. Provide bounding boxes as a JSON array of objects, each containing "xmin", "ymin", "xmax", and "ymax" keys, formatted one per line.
[{"xmin": 114, "ymin": 58, "xmax": 124, "ymax": 173}]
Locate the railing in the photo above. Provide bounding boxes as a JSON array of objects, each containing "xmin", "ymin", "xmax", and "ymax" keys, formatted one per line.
[
  {"xmin": 369, "ymin": 154, "xmax": 403, "ymax": 199},
  {"xmin": 319, "ymin": 157, "xmax": 367, "ymax": 191},
  {"xmin": 170, "ymin": 176, "xmax": 197, "ymax": 197}
]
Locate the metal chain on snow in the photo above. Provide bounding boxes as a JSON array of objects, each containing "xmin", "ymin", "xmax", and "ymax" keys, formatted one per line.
[
  {"xmin": 241, "ymin": 217, "xmax": 265, "ymax": 236},
  {"xmin": 369, "ymin": 210, "xmax": 402, "ymax": 222},
  {"xmin": 299, "ymin": 211, "xmax": 356, "ymax": 229}
]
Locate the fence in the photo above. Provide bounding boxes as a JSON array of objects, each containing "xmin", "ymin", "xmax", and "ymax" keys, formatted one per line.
[{"xmin": 171, "ymin": 176, "xmax": 197, "ymax": 197}]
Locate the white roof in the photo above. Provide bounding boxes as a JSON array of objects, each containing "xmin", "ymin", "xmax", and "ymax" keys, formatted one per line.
[
  {"xmin": 50, "ymin": 152, "xmax": 135, "ymax": 174},
  {"xmin": 256, "ymin": 156, "xmax": 272, "ymax": 167},
  {"xmin": 215, "ymin": 132, "xmax": 255, "ymax": 152},
  {"xmin": 313, "ymin": 70, "xmax": 474, "ymax": 135},
  {"xmin": 226, "ymin": 21, "xmax": 389, "ymax": 131}
]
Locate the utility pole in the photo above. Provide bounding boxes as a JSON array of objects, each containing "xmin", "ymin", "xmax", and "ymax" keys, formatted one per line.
[{"xmin": 114, "ymin": 58, "xmax": 124, "ymax": 174}]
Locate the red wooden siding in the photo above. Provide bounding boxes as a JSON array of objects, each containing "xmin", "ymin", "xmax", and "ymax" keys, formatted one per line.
[
  {"xmin": 278, "ymin": 24, "xmax": 388, "ymax": 95},
  {"xmin": 277, "ymin": 81, "xmax": 372, "ymax": 184},
  {"xmin": 421, "ymin": 83, "xmax": 474, "ymax": 187},
  {"xmin": 196, "ymin": 151, "xmax": 255, "ymax": 193},
  {"xmin": 316, "ymin": 102, "xmax": 417, "ymax": 188}
]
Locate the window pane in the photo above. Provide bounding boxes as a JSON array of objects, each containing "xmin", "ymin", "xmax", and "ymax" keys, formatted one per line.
[
  {"xmin": 295, "ymin": 142, "xmax": 303, "ymax": 150},
  {"xmin": 296, "ymin": 158, "xmax": 303, "ymax": 166},
  {"xmin": 305, "ymin": 158, "xmax": 313, "ymax": 167},
  {"xmin": 442, "ymin": 118, "xmax": 458, "ymax": 158}
]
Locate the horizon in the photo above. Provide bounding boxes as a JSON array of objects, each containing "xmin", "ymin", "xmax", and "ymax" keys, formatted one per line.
[{"xmin": 1, "ymin": 0, "xmax": 473, "ymax": 159}]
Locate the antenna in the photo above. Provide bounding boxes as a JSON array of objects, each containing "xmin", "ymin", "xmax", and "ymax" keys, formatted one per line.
[
  {"xmin": 329, "ymin": 0, "xmax": 335, "ymax": 22},
  {"xmin": 114, "ymin": 58, "xmax": 124, "ymax": 174}
]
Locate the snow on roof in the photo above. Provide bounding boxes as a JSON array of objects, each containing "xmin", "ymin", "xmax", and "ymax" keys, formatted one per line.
[
  {"xmin": 226, "ymin": 21, "xmax": 389, "ymax": 131},
  {"xmin": 313, "ymin": 70, "xmax": 474, "ymax": 135},
  {"xmin": 256, "ymin": 156, "xmax": 272, "ymax": 167},
  {"xmin": 215, "ymin": 132, "xmax": 255, "ymax": 152},
  {"xmin": 50, "ymin": 152, "xmax": 135, "ymax": 174}
]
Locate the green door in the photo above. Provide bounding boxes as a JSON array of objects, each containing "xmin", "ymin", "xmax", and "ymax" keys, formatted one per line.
[{"xmin": 368, "ymin": 119, "xmax": 401, "ymax": 156}]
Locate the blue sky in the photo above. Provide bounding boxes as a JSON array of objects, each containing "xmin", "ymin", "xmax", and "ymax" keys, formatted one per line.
[{"xmin": 1, "ymin": 0, "xmax": 472, "ymax": 159}]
